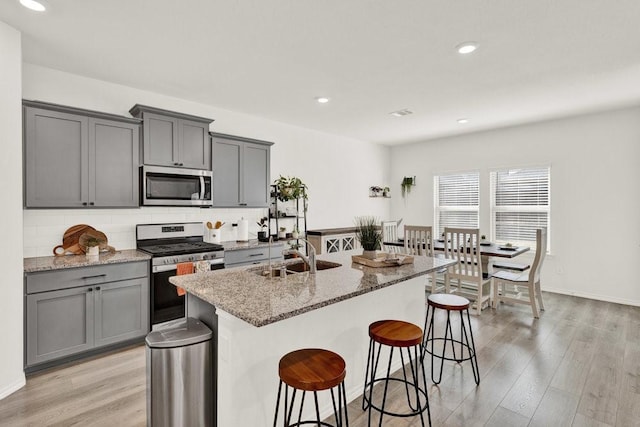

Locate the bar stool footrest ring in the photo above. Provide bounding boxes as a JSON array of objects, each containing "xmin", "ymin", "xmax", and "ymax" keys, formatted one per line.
[{"xmin": 363, "ymin": 377, "xmax": 429, "ymax": 418}]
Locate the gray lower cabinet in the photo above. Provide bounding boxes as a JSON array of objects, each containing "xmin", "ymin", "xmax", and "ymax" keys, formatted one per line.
[
  {"xmin": 94, "ymin": 278, "xmax": 149, "ymax": 348},
  {"xmin": 23, "ymin": 100, "xmax": 141, "ymax": 208},
  {"xmin": 25, "ymin": 261, "xmax": 150, "ymax": 369},
  {"xmin": 225, "ymin": 244, "xmax": 284, "ymax": 268},
  {"xmin": 211, "ymin": 133, "xmax": 273, "ymax": 208},
  {"xmin": 129, "ymin": 104, "xmax": 213, "ymax": 170},
  {"xmin": 26, "ymin": 286, "xmax": 95, "ymax": 366}
]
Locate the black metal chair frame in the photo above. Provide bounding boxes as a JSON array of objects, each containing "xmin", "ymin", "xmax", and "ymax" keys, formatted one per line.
[
  {"xmin": 361, "ymin": 337, "xmax": 431, "ymax": 427},
  {"xmin": 273, "ymin": 379, "xmax": 349, "ymax": 427},
  {"xmin": 423, "ymin": 303, "xmax": 480, "ymax": 385}
]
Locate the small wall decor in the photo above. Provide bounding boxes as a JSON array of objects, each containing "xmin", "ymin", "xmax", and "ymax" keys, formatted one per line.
[
  {"xmin": 369, "ymin": 186, "xmax": 391, "ymax": 198},
  {"xmin": 401, "ymin": 176, "xmax": 416, "ymax": 197}
]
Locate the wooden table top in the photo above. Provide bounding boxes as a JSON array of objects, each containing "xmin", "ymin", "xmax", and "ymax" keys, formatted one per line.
[{"xmin": 384, "ymin": 239, "xmax": 529, "ymax": 258}]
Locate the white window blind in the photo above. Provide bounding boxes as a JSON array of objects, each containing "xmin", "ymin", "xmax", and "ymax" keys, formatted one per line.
[
  {"xmin": 490, "ymin": 167, "xmax": 550, "ymax": 250},
  {"xmin": 434, "ymin": 172, "xmax": 479, "ymax": 236}
]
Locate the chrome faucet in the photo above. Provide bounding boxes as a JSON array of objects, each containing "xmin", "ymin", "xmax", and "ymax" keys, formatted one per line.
[{"xmin": 284, "ymin": 238, "xmax": 317, "ymax": 274}]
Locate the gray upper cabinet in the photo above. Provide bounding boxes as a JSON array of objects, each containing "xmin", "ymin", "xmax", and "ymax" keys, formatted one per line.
[
  {"xmin": 129, "ymin": 104, "xmax": 213, "ymax": 170},
  {"xmin": 23, "ymin": 100, "xmax": 141, "ymax": 209},
  {"xmin": 211, "ymin": 133, "xmax": 273, "ymax": 208}
]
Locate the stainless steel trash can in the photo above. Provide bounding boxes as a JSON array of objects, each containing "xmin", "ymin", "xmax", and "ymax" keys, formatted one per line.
[{"xmin": 146, "ymin": 318, "xmax": 213, "ymax": 427}]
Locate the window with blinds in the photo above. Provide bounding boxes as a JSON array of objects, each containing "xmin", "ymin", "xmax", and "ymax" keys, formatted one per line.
[
  {"xmin": 434, "ymin": 172, "xmax": 479, "ymax": 236},
  {"xmin": 490, "ymin": 167, "xmax": 550, "ymax": 250}
]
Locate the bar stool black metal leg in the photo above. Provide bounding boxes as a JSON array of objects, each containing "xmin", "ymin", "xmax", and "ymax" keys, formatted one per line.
[
  {"xmin": 377, "ymin": 346, "xmax": 395, "ymax": 427},
  {"xmin": 274, "ymin": 380, "xmax": 283, "ymax": 427},
  {"xmin": 448, "ymin": 311, "xmax": 458, "ymax": 362},
  {"xmin": 432, "ymin": 310, "xmax": 451, "ymax": 384},
  {"xmin": 407, "ymin": 345, "xmax": 425, "ymax": 427},
  {"xmin": 462, "ymin": 308, "xmax": 480, "ymax": 385},
  {"xmin": 399, "ymin": 346, "xmax": 416, "ymax": 411},
  {"xmin": 366, "ymin": 340, "xmax": 379, "ymax": 427},
  {"xmin": 314, "ymin": 391, "xmax": 322, "ymax": 426},
  {"xmin": 418, "ymin": 343, "xmax": 432, "ymax": 426},
  {"xmin": 362, "ymin": 338, "xmax": 373, "ymax": 410},
  {"xmin": 342, "ymin": 382, "xmax": 350, "ymax": 427}
]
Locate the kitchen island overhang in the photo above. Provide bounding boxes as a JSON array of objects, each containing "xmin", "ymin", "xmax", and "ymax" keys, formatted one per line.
[{"xmin": 170, "ymin": 250, "xmax": 454, "ymax": 427}]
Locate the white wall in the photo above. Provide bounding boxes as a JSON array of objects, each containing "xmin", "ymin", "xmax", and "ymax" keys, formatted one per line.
[
  {"xmin": 390, "ymin": 107, "xmax": 640, "ymax": 305},
  {"xmin": 0, "ymin": 21, "xmax": 25, "ymax": 399},
  {"xmin": 22, "ymin": 64, "xmax": 391, "ymax": 256}
]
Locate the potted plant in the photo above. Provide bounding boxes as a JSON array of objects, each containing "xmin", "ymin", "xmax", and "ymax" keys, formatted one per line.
[
  {"xmin": 383, "ymin": 186, "xmax": 390, "ymax": 197},
  {"xmin": 354, "ymin": 216, "xmax": 382, "ymax": 259},
  {"xmin": 401, "ymin": 176, "xmax": 415, "ymax": 197},
  {"xmin": 278, "ymin": 226, "xmax": 287, "ymax": 240},
  {"xmin": 257, "ymin": 217, "xmax": 269, "ymax": 242},
  {"xmin": 274, "ymin": 175, "xmax": 308, "ymax": 203},
  {"xmin": 84, "ymin": 237, "xmax": 101, "ymax": 257},
  {"xmin": 292, "ymin": 225, "xmax": 300, "ymax": 239}
]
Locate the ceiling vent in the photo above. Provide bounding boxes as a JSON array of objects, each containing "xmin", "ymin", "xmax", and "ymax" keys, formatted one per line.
[{"xmin": 389, "ymin": 109, "xmax": 413, "ymax": 117}]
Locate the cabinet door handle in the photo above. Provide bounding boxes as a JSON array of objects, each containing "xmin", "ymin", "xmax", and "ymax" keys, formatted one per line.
[
  {"xmin": 89, "ymin": 202, "xmax": 95, "ymax": 206},
  {"xmin": 82, "ymin": 202, "xmax": 88, "ymax": 206},
  {"xmin": 179, "ymin": 163, "xmax": 184, "ymax": 166},
  {"xmin": 81, "ymin": 274, "xmax": 106, "ymax": 280},
  {"xmin": 95, "ymin": 286, "xmax": 101, "ymax": 291},
  {"xmin": 249, "ymin": 253, "xmax": 265, "ymax": 257},
  {"xmin": 239, "ymin": 203, "xmax": 247, "ymax": 206},
  {"xmin": 87, "ymin": 288, "xmax": 93, "ymax": 292}
]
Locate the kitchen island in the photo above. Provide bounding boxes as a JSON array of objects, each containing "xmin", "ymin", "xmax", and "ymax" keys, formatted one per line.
[{"xmin": 170, "ymin": 250, "xmax": 453, "ymax": 427}]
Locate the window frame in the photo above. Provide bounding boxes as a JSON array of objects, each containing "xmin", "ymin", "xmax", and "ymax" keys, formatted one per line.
[
  {"xmin": 489, "ymin": 165, "xmax": 551, "ymax": 252},
  {"xmin": 433, "ymin": 171, "xmax": 480, "ymax": 237}
]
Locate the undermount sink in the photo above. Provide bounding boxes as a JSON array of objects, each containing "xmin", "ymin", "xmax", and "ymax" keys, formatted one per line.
[
  {"xmin": 252, "ymin": 260, "xmax": 342, "ymax": 277},
  {"xmin": 286, "ymin": 260, "xmax": 342, "ymax": 273}
]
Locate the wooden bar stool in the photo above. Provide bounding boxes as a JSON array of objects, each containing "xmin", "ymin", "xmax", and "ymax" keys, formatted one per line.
[
  {"xmin": 362, "ymin": 320, "xmax": 431, "ymax": 427},
  {"xmin": 273, "ymin": 348, "xmax": 349, "ymax": 427},
  {"xmin": 423, "ymin": 294, "xmax": 480, "ymax": 385}
]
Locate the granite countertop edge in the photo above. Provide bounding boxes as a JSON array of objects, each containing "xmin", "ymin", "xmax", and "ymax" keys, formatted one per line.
[
  {"xmin": 24, "ymin": 249, "xmax": 151, "ymax": 273},
  {"xmin": 171, "ymin": 253, "xmax": 455, "ymax": 328}
]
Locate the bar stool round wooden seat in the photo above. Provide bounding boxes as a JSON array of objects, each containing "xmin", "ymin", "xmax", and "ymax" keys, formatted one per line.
[
  {"xmin": 362, "ymin": 320, "xmax": 431, "ymax": 427},
  {"xmin": 423, "ymin": 294, "xmax": 480, "ymax": 385},
  {"xmin": 274, "ymin": 348, "xmax": 349, "ymax": 427}
]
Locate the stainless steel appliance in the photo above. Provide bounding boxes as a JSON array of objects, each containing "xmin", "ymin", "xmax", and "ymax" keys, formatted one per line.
[
  {"xmin": 136, "ymin": 222, "xmax": 224, "ymax": 327},
  {"xmin": 141, "ymin": 165, "xmax": 213, "ymax": 206}
]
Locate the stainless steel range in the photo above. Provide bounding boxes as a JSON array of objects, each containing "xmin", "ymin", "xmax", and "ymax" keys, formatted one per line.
[{"xmin": 137, "ymin": 222, "xmax": 224, "ymax": 327}]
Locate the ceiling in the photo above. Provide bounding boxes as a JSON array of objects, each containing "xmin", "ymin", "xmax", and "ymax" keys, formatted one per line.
[{"xmin": 2, "ymin": 0, "xmax": 640, "ymax": 146}]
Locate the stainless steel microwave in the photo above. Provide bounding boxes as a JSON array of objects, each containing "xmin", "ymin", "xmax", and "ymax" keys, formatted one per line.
[{"xmin": 142, "ymin": 165, "xmax": 213, "ymax": 206}]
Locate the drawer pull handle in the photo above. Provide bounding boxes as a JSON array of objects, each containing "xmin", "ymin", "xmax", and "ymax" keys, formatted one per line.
[
  {"xmin": 249, "ymin": 253, "xmax": 265, "ymax": 257},
  {"xmin": 81, "ymin": 274, "xmax": 106, "ymax": 280},
  {"xmin": 96, "ymin": 286, "xmax": 101, "ymax": 291},
  {"xmin": 87, "ymin": 288, "xmax": 93, "ymax": 292}
]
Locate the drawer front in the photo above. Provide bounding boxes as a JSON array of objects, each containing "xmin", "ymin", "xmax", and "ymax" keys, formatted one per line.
[
  {"xmin": 26, "ymin": 261, "xmax": 149, "ymax": 295},
  {"xmin": 225, "ymin": 245, "xmax": 283, "ymax": 266}
]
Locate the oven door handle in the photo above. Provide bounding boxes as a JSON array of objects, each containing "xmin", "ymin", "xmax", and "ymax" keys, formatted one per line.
[
  {"xmin": 200, "ymin": 176, "xmax": 205, "ymax": 200},
  {"xmin": 152, "ymin": 258, "xmax": 225, "ymax": 273}
]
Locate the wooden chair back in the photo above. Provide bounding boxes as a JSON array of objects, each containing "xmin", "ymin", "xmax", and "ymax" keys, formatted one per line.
[
  {"xmin": 443, "ymin": 227, "xmax": 483, "ymax": 278},
  {"xmin": 531, "ymin": 228, "xmax": 547, "ymax": 285},
  {"xmin": 404, "ymin": 225, "xmax": 434, "ymax": 257}
]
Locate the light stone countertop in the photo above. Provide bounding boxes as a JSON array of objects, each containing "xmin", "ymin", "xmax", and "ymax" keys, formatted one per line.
[
  {"xmin": 169, "ymin": 250, "xmax": 455, "ymax": 327},
  {"xmin": 220, "ymin": 239, "xmax": 284, "ymax": 251},
  {"xmin": 24, "ymin": 249, "xmax": 151, "ymax": 273}
]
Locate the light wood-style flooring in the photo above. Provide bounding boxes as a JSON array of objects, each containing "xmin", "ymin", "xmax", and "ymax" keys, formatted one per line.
[{"xmin": 0, "ymin": 292, "xmax": 638, "ymax": 426}]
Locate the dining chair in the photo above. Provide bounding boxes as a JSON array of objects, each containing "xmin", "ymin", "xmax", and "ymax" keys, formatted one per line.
[
  {"xmin": 381, "ymin": 220, "xmax": 399, "ymax": 253},
  {"xmin": 492, "ymin": 228, "xmax": 547, "ymax": 318},
  {"xmin": 443, "ymin": 227, "xmax": 492, "ymax": 315},
  {"xmin": 404, "ymin": 225, "xmax": 444, "ymax": 294}
]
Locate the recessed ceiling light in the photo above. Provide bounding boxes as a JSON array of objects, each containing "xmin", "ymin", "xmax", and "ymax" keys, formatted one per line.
[
  {"xmin": 389, "ymin": 109, "xmax": 413, "ymax": 117},
  {"xmin": 457, "ymin": 118, "xmax": 470, "ymax": 124},
  {"xmin": 19, "ymin": 0, "xmax": 46, "ymax": 12},
  {"xmin": 456, "ymin": 42, "xmax": 478, "ymax": 54},
  {"xmin": 315, "ymin": 97, "xmax": 330, "ymax": 104}
]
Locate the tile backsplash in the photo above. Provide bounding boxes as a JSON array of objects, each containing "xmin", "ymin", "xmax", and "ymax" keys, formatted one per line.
[{"xmin": 23, "ymin": 207, "xmax": 267, "ymax": 258}]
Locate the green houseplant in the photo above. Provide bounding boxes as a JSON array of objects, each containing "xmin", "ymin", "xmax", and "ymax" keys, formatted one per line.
[
  {"xmin": 354, "ymin": 216, "xmax": 382, "ymax": 259},
  {"xmin": 401, "ymin": 176, "xmax": 415, "ymax": 197},
  {"xmin": 274, "ymin": 176, "xmax": 308, "ymax": 202}
]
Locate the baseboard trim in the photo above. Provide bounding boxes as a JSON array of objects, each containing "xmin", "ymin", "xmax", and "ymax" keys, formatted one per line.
[
  {"xmin": 0, "ymin": 374, "xmax": 26, "ymax": 401},
  {"xmin": 543, "ymin": 287, "xmax": 640, "ymax": 307}
]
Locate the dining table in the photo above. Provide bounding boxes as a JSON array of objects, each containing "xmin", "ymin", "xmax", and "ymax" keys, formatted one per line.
[{"xmin": 384, "ymin": 239, "xmax": 530, "ymax": 278}]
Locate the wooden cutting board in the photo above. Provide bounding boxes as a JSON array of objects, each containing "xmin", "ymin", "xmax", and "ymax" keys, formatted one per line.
[
  {"xmin": 53, "ymin": 224, "xmax": 96, "ymax": 256},
  {"xmin": 352, "ymin": 253, "xmax": 414, "ymax": 268}
]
